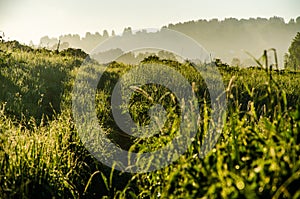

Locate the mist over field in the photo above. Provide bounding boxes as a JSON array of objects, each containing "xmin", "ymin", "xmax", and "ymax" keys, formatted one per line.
[{"xmin": 38, "ymin": 16, "xmax": 300, "ymax": 68}]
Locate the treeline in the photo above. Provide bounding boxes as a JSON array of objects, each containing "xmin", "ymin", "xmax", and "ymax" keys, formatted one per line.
[
  {"xmin": 39, "ymin": 16, "xmax": 300, "ymax": 67},
  {"xmin": 166, "ymin": 16, "xmax": 300, "ymax": 65},
  {"xmin": 39, "ymin": 29, "xmax": 116, "ymax": 52}
]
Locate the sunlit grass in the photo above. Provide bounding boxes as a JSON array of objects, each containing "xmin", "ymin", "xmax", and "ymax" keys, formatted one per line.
[{"xmin": 1, "ymin": 41, "xmax": 300, "ymax": 198}]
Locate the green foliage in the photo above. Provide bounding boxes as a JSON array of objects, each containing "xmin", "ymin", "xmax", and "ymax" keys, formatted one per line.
[
  {"xmin": 286, "ymin": 32, "xmax": 300, "ymax": 70},
  {"xmin": 0, "ymin": 41, "xmax": 86, "ymax": 123},
  {"xmin": 1, "ymin": 42, "xmax": 300, "ymax": 198},
  {"xmin": 59, "ymin": 48, "xmax": 89, "ymax": 60}
]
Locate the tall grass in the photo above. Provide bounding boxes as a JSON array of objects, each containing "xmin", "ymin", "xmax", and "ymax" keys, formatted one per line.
[{"xmin": 1, "ymin": 41, "xmax": 300, "ymax": 198}]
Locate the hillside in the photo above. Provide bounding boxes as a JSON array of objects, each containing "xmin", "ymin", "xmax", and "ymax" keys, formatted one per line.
[{"xmin": 38, "ymin": 16, "xmax": 300, "ymax": 68}]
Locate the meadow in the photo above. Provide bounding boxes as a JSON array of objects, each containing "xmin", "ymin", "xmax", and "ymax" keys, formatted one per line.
[{"xmin": 1, "ymin": 40, "xmax": 300, "ymax": 198}]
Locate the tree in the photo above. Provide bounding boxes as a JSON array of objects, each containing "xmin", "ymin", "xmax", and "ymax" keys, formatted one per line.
[
  {"xmin": 40, "ymin": 36, "xmax": 58, "ymax": 48},
  {"xmin": 60, "ymin": 42, "xmax": 69, "ymax": 50},
  {"xmin": 0, "ymin": 31, "xmax": 4, "ymax": 42},
  {"xmin": 288, "ymin": 19, "xmax": 296, "ymax": 25},
  {"xmin": 231, "ymin": 58, "xmax": 241, "ymax": 67},
  {"xmin": 122, "ymin": 27, "xmax": 132, "ymax": 36},
  {"xmin": 296, "ymin": 16, "xmax": 300, "ymax": 25},
  {"xmin": 158, "ymin": 50, "xmax": 177, "ymax": 61},
  {"xmin": 29, "ymin": 40, "xmax": 34, "ymax": 47},
  {"xmin": 286, "ymin": 32, "xmax": 300, "ymax": 70},
  {"xmin": 103, "ymin": 30, "xmax": 109, "ymax": 38}
]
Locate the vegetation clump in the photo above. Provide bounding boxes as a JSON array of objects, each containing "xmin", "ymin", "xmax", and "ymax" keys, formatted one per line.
[{"xmin": 1, "ymin": 39, "xmax": 300, "ymax": 198}]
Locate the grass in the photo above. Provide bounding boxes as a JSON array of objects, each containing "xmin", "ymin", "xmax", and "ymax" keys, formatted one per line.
[{"xmin": 1, "ymin": 41, "xmax": 300, "ymax": 198}]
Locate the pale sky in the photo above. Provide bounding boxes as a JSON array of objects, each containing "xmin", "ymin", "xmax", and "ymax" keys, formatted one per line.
[{"xmin": 0, "ymin": 0, "xmax": 299, "ymax": 44}]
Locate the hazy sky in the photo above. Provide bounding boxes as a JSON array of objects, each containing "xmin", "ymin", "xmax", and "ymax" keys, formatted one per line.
[{"xmin": 0, "ymin": 0, "xmax": 299, "ymax": 44}]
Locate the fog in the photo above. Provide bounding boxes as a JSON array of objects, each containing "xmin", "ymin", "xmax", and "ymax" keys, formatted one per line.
[{"xmin": 39, "ymin": 16, "xmax": 300, "ymax": 68}]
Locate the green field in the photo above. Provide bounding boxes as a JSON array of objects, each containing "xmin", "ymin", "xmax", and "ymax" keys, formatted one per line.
[{"xmin": 1, "ymin": 40, "xmax": 300, "ymax": 198}]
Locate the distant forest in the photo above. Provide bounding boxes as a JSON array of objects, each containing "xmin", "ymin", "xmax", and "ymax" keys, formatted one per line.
[{"xmin": 39, "ymin": 16, "xmax": 300, "ymax": 68}]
